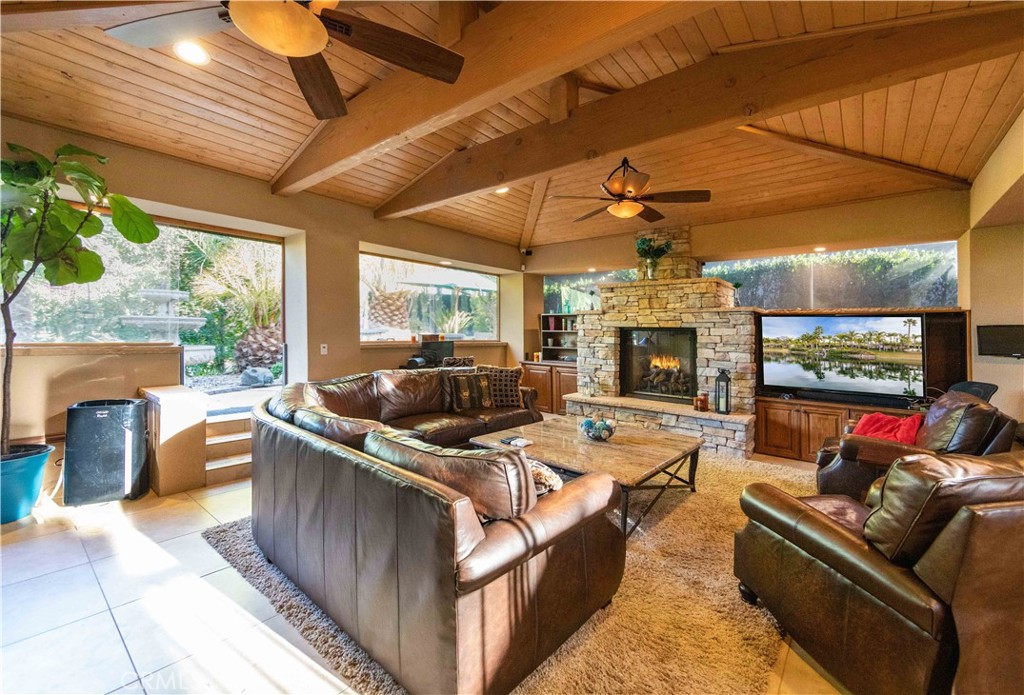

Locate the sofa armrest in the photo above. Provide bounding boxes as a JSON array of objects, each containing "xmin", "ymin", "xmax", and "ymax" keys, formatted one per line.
[
  {"xmin": 456, "ymin": 472, "xmax": 620, "ymax": 593},
  {"xmin": 844, "ymin": 419, "xmax": 858, "ymax": 434},
  {"xmin": 739, "ymin": 483, "xmax": 946, "ymax": 634},
  {"xmin": 839, "ymin": 434, "xmax": 934, "ymax": 468},
  {"xmin": 519, "ymin": 386, "xmax": 543, "ymax": 422}
]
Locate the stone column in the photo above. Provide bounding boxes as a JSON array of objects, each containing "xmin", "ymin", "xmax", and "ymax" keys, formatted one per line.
[{"xmin": 635, "ymin": 227, "xmax": 702, "ymax": 280}]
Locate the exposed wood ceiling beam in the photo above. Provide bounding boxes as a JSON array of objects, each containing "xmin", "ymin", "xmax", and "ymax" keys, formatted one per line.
[
  {"xmin": 270, "ymin": 1, "xmax": 714, "ymax": 196},
  {"xmin": 717, "ymin": 2, "xmax": 1020, "ymax": 55},
  {"xmin": 437, "ymin": 2, "xmax": 479, "ymax": 48},
  {"xmin": 733, "ymin": 126, "xmax": 971, "ymax": 191},
  {"xmin": 549, "ymin": 74, "xmax": 580, "ymax": 124},
  {"xmin": 519, "ymin": 178, "xmax": 549, "ymax": 252},
  {"xmin": 0, "ymin": 1, "xmax": 209, "ymax": 33},
  {"xmin": 373, "ymin": 8, "xmax": 1023, "ymax": 220}
]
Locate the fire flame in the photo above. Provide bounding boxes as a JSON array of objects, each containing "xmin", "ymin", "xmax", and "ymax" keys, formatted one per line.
[{"xmin": 650, "ymin": 354, "xmax": 681, "ymax": 369}]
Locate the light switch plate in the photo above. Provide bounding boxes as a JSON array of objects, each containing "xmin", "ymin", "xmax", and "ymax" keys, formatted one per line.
[{"xmin": 320, "ymin": 343, "xmax": 328, "ymax": 355}]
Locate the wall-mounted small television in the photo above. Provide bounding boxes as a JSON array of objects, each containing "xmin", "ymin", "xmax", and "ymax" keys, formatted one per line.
[
  {"xmin": 760, "ymin": 314, "xmax": 926, "ymax": 399},
  {"xmin": 977, "ymin": 325, "xmax": 1024, "ymax": 359}
]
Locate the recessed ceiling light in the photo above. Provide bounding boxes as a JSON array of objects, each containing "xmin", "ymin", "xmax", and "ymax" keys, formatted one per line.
[
  {"xmin": 439, "ymin": 261, "xmax": 453, "ymax": 266},
  {"xmin": 587, "ymin": 267, "xmax": 597, "ymax": 273},
  {"xmin": 495, "ymin": 187, "xmax": 510, "ymax": 194},
  {"xmin": 813, "ymin": 246, "xmax": 827, "ymax": 253},
  {"xmin": 173, "ymin": 40, "xmax": 210, "ymax": 66}
]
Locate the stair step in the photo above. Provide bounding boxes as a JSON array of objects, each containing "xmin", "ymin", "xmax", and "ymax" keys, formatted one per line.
[
  {"xmin": 206, "ymin": 413, "xmax": 251, "ymax": 438},
  {"xmin": 206, "ymin": 431, "xmax": 252, "ymax": 461},
  {"xmin": 206, "ymin": 453, "xmax": 252, "ymax": 485}
]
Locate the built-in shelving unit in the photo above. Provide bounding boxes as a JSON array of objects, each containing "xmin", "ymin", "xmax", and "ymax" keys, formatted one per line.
[{"xmin": 540, "ymin": 313, "xmax": 579, "ymax": 362}]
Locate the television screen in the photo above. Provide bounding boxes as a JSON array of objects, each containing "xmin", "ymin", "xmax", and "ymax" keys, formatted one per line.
[
  {"xmin": 977, "ymin": 325, "xmax": 1024, "ymax": 358},
  {"xmin": 761, "ymin": 314, "xmax": 925, "ymax": 398}
]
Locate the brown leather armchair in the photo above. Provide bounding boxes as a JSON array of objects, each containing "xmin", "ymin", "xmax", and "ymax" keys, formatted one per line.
[
  {"xmin": 734, "ymin": 451, "xmax": 1024, "ymax": 695},
  {"xmin": 816, "ymin": 391, "xmax": 1018, "ymax": 500}
]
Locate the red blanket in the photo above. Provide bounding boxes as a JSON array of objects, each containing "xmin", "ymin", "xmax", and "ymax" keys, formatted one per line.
[{"xmin": 852, "ymin": 411, "xmax": 923, "ymax": 445}]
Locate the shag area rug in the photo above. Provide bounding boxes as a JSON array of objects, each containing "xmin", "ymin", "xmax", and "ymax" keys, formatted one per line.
[{"xmin": 202, "ymin": 453, "xmax": 814, "ymax": 694}]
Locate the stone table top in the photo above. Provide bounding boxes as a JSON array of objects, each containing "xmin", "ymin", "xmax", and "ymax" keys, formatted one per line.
[{"xmin": 470, "ymin": 416, "xmax": 703, "ymax": 487}]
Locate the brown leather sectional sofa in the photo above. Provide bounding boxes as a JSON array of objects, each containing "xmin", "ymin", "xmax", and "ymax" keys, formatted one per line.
[
  {"xmin": 268, "ymin": 368, "xmax": 544, "ymax": 449},
  {"xmin": 735, "ymin": 450, "xmax": 1024, "ymax": 695},
  {"xmin": 252, "ymin": 367, "xmax": 627, "ymax": 694}
]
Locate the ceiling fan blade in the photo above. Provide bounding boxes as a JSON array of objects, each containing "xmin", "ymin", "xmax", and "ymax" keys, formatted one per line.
[
  {"xmin": 105, "ymin": 6, "xmax": 230, "ymax": 48},
  {"xmin": 637, "ymin": 205, "xmax": 666, "ymax": 223},
  {"xmin": 288, "ymin": 54, "xmax": 348, "ymax": 120},
  {"xmin": 638, "ymin": 190, "xmax": 712, "ymax": 203},
  {"xmin": 319, "ymin": 8, "xmax": 464, "ymax": 83},
  {"xmin": 549, "ymin": 195, "xmax": 613, "ymax": 200},
  {"xmin": 574, "ymin": 206, "xmax": 610, "ymax": 223}
]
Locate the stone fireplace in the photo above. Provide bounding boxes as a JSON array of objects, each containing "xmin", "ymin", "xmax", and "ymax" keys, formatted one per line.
[{"xmin": 565, "ymin": 228, "xmax": 757, "ymax": 458}]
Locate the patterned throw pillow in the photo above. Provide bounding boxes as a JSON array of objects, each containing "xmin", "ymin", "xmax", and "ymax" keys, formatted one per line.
[
  {"xmin": 529, "ymin": 460, "xmax": 564, "ymax": 496},
  {"xmin": 449, "ymin": 373, "xmax": 494, "ymax": 412},
  {"xmin": 476, "ymin": 365, "xmax": 524, "ymax": 408}
]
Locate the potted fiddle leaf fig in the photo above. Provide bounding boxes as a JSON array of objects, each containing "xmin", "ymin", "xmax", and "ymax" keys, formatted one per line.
[
  {"xmin": 1, "ymin": 142, "xmax": 159, "ymax": 522},
  {"xmin": 636, "ymin": 237, "xmax": 672, "ymax": 280}
]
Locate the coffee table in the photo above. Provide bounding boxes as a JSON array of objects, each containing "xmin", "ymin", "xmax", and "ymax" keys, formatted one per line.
[{"xmin": 471, "ymin": 416, "xmax": 703, "ymax": 538}]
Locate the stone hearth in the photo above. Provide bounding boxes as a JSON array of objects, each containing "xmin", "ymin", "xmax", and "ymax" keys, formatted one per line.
[{"xmin": 568, "ymin": 228, "xmax": 757, "ymax": 458}]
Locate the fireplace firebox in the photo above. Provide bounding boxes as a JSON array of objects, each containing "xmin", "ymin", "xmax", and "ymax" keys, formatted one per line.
[{"xmin": 620, "ymin": 328, "xmax": 698, "ymax": 403}]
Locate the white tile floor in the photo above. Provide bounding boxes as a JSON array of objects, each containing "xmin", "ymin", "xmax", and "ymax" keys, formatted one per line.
[{"xmin": 1, "ymin": 465, "xmax": 840, "ymax": 695}]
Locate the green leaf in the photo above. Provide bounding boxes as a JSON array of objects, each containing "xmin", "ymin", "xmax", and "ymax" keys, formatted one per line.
[
  {"xmin": 1, "ymin": 157, "xmax": 43, "ymax": 186},
  {"xmin": 50, "ymin": 199, "xmax": 103, "ymax": 238},
  {"xmin": 4, "ymin": 218, "xmax": 40, "ymax": 262},
  {"xmin": 7, "ymin": 143, "xmax": 53, "ymax": 175},
  {"xmin": 0, "ymin": 181, "xmax": 44, "ymax": 212},
  {"xmin": 57, "ymin": 160, "xmax": 107, "ymax": 204},
  {"xmin": 107, "ymin": 194, "xmax": 158, "ymax": 243},
  {"xmin": 41, "ymin": 246, "xmax": 103, "ymax": 286},
  {"xmin": 55, "ymin": 144, "xmax": 108, "ymax": 164},
  {"xmin": 0, "ymin": 253, "xmax": 26, "ymax": 294}
]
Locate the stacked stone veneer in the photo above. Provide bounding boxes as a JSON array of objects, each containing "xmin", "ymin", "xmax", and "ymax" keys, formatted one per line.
[{"xmin": 571, "ymin": 230, "xmax": 758, "ymax": 457}]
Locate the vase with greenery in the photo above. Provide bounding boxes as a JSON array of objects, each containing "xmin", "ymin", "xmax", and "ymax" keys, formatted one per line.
[
  {"xmin": 1, "ymin": 142, "xmax": 158, "ymax": 520},
  {"xmin": 636, "ymin": 237, "xmax": 672, "ymax": 280}
]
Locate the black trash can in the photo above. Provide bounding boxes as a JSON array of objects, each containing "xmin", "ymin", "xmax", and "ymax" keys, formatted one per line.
[{"xmin": 64, "ymin": 399, "xmax": 149, "ymax": 506}]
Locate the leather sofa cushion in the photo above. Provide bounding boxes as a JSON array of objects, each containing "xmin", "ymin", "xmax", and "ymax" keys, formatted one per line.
[
  {"xmin": 293, "ymin": 406, "xmax": 383, "ymax": 449},
  {"xmin": 364, "ymin": 430, "xmax": 537, "ymax": 520},
  {"xmin": 307, "ymin": 374, "xmax": 379, "ymax": 420},
  {"xmin": 267, "ymin": 383, "xmax": 309, "ymax": 423},
  {"xmin": 864, "ymin": 452, "xmax": 1024, "ymax": 565},
  {"xmin": 376, "ymin": 370, "xmax": 444, "ymax": 421},
  {"xmin": 801, "ymin": 494, "xmax": 871, "ymax": 535},
  {"xmin": 459, "ymin": 407, "xmax": 536, "ymax": 433},
  {"xmin": 386, "ymin": 413, "xmax": 487, "ymax": 447},
  {"xmin": 917, "ymin": 392, "xmax": 999, "ymax": 453}
]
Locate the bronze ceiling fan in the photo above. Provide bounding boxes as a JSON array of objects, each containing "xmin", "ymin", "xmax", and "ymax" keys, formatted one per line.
[
  {"xmin": 104, "ymin": 1, "xmax": 465, "ymax": 121},
  {"xmin": 551, "ymin": 157, "xmax": 711, "ymax": 223}
]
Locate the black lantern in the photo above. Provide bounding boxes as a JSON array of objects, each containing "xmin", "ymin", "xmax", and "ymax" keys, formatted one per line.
[{"xmin": 715, "ymin": 368, "xmax": 731, "ymax": 414}]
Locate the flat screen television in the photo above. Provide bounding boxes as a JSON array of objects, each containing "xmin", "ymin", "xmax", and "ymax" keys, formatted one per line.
[
  {"xmin": 760, "ymin": 314, "xmax": 926, "ymax": 398},
  {"xmin": 977, "ymin": 325, "xmax": 1024, "ymax": 359}
]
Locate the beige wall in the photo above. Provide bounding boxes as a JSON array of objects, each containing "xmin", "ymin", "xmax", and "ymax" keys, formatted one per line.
[
  {"xmin": 967, "ymin": 225, "xmax": 1024, "ymax": 419},
  {"xmin": 2, "ymin": 344, "xmax": 181, "ymax": 441},
  {"xmin": 0, "ymin": 116, "xmax": 522, "ymax": 384},
  {"xmin": 525, "ymin": 189, "xmax": 971, "ymax": 272},
  {"xmin": 971, "ymin": 111, "xmax": 1024, "ymax": 229}
]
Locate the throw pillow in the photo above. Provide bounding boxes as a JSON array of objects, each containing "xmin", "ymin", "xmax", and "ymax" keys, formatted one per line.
[
  {"xmin": 363, "ymin": 430, "xmax": 537, "ymax": 519},
  {"xmin": 449, "ymin": 373, "xmax": 494, "ymax": 412},
  {"xmin": 529, "ymin": 460, "xmax": 563, "ymax": 496},
  {"xmin": 442, "ymin": 356, "xmax": 475, "ymax": 367},
  {"xmin": 476, "ymin": 365, "xmax": 524, "ymax": 408},
  {"xmin": 852, "ymin": 412, "xmax": 923, "ymax": 445}
]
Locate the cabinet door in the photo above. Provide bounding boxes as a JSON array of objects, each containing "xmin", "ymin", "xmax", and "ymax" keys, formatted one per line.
[
  {"xmin": 755, "ymin": 400, "xmax": 801, "ymax": 459},
  {"xmin": 799, "ymin": 406, "xmax": 847, "ymax": 462},
  {"xmin": 553, "ymin": 367, "xmax": 578, "ymax": 416},
  {"xmin": 521, "ymin": 364, "xmax": 553, "ymax": 413}
]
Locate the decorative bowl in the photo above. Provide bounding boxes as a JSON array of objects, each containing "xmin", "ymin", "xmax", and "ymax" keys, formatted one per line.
[{"xmin": 579, "ymin": 417, "xmax": 615, "ymax": 442}]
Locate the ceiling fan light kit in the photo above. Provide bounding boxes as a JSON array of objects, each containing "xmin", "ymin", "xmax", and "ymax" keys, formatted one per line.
[
  {"xmin": 551, "ymin": 157, "xmax": 712, "ymax": 223},
  {"xmin": 228, "ymin": 1, "xmax": 329, "ymax": 57}
]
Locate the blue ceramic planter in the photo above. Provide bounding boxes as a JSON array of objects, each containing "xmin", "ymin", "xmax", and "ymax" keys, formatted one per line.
[{"xmin": 1, "ymin": 444, "xmax": 54, "ymax": 524}]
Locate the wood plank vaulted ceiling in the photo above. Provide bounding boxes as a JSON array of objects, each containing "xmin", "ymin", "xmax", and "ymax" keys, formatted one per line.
[{"xmin": 2, "ymin": 1, "xmax": 1022, "ymax": 249}]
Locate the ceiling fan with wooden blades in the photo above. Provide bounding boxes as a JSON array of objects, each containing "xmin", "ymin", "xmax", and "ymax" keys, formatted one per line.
[
  {"xmin": 551, "ymin": 157, "xmax": 711, "ymax": 223},
  {"xmin": 104, "ymin": 1, "xmax": 465, "ymax": 121}
]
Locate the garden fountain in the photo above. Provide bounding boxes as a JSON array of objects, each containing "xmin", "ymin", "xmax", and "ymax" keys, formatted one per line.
[{"xmin": 121, "ymin": 289, "xmax": 213, "ymax": 364}]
